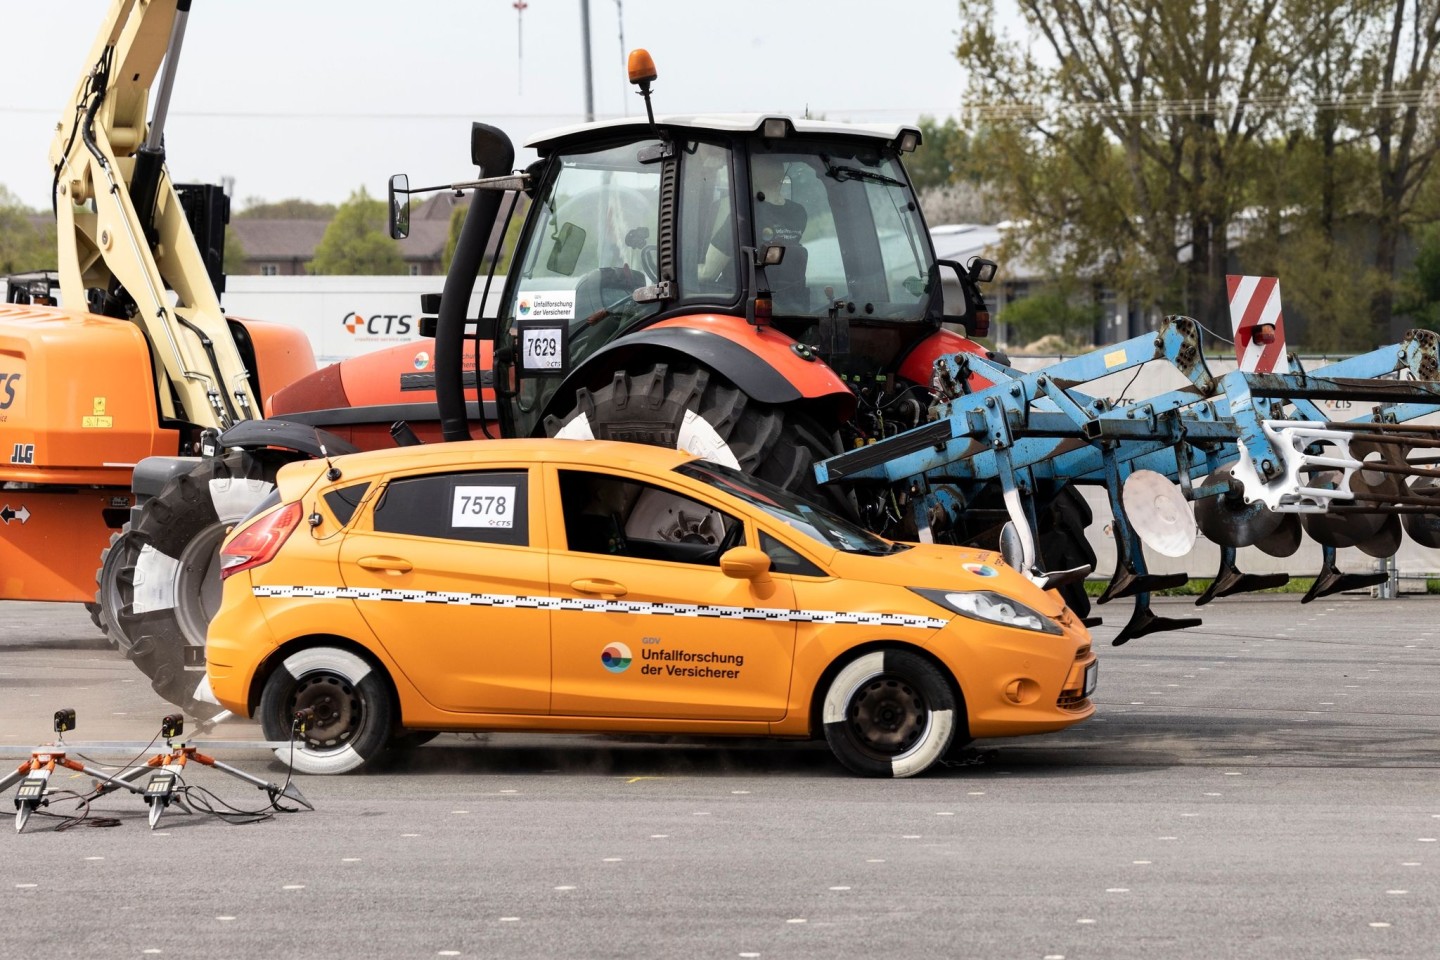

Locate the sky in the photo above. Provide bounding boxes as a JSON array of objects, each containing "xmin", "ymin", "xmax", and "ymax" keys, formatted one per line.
[{"xmin": 0, "ymin": 0, "xmax": 1004, "ymax": 213}]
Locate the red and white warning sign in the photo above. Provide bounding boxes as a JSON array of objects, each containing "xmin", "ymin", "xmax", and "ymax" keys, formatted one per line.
[{"xmin": 1226, "ymin": 275, "xmax": 1287, "ymax": 373}]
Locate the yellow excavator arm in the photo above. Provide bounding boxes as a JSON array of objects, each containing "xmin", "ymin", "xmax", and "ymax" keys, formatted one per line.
[{"xmin": 48, "ymin": 0, "xmax": 255, "ymax": 429}]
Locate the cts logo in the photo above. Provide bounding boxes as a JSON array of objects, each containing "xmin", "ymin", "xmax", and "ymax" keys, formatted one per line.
[
  {"xmin": 342, "ymin": 312, "xmax": 414, "ymax": 336},
  {"xmin": 600, "ymin": 642, "xmax": 632, "ymax": 674},
  {"xmin": 0, "ymin": 373, "xmax": 19, "ymax": 410}
]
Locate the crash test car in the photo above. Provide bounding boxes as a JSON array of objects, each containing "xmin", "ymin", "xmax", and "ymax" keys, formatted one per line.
[{"xmin": 206, "ymin": 439, "xmax": 1097, "ymax": 777}]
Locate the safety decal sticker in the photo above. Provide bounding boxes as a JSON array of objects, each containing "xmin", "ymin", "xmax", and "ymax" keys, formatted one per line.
[{"xmin": 251, "ymin": 585, "xmax": 949, "ymax": 629}]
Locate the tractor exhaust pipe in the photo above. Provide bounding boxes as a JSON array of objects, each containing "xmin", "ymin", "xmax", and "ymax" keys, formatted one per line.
[{"xmin": 436, "ymin": 123, "xmax": 514, "ymax": 443}]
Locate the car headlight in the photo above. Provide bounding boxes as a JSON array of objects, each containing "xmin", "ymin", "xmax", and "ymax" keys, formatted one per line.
[{"xmin": 910, "ymin": 588, "xmax": 1063, "ymax": 635}]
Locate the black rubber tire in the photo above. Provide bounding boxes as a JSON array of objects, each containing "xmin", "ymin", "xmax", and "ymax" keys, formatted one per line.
[
  {"xmin": 821, "ymin": 648, "xmax": 959, "ymax": 778},
  {"xmin": 1038, "ymin": 485, "xmax": 1096, "ymax": 620},
  {"xmin": 543, "ymin": 361, "xmax": 846, "ymax": 510},
  {"xmin": 92, "ymin": 526, "xmax": 138, "ymax": 650},
  {"xmin": 259, "ymin": 646, "xmax": 396, "ymax": 775},
  {"xmin": 101, "ymin": 450, "xmax": 284, "ymax": 715}
]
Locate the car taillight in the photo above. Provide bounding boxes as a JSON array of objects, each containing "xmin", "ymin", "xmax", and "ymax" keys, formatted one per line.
[{"xmin": 220, "ymin": 501, "xmax": 303, "ymax": 580}]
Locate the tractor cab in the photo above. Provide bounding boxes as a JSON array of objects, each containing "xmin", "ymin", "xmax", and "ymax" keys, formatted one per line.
[{"xmin": 487, "ymin": 115, "xmax": 993, "ymax": 439}]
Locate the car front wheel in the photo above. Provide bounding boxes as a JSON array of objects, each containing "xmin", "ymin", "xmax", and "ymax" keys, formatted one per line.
[
  {"xmin": 822, "ymin": 648, "xmax": 959, "ymax": 778},
  {"xmin": 259, "ymin": 646, "xmax": 395, "ymax": 775}
]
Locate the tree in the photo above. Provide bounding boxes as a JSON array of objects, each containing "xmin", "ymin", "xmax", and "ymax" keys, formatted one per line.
[
  {"xmin": 998, "ymin": 285, "xmax": 1102, "ymax": 352},
  {"xmin": 954, "ymin": 0, "xmax": 1313, "ymax": 334},
  {"xmin": 309, "ymin": 187, "xmax": 404, "ymax": 275},
  {"xmin": 236, "ymin": 198, "xmax": 337, "ymax": 220},
  {"xmin": 1355, "ymin": 0, "xmax": 1440, "ymax": 338},
  {"xmin": 908, "ymin": 116, "xmax": 976, "ymax": 193},
  {"xmin": 0, "ymin": 186, "xmax": 56, "ymax": 274},
  {"xmin": 1398, "ymin": 221, "xmax": 1440, "ymax": 327},
  {"xmin": 223, "ymin": 224, "xmax": 247, "ymax": 277}
]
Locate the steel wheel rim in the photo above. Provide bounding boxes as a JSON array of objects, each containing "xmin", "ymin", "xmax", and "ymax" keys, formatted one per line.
[
  {"xmin": 846, "ymin": 675, "xmax": 929, "ymax": 759},
  {"xmin": 292, "ymin": 673, "xmax": 362, "ymax": 749}
]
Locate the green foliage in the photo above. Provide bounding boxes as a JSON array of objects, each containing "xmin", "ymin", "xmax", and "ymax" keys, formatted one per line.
[
  {"xmin": 236, "ymin": 198, "xmax": 337, "ymax": 219},
  {"xmin": 0, "ymin": 186, "xmax": 56, "ymax": 274},
  {"xmin": 222, "ymin": 224, "xmax": 247, "ymax": 276},
  {"xmin": 1398, "ymin": 222, "xmax": 1440, "ymax": 328},
  {"xmin": 908, "ymin": 116, "xmax": 976, "ymax": 193},
  {"xmin": 952, "ymin": 0, "xmax": 1440, "ymax": 348},
  {"xmin": 999, "ymin": 287, "xmax": 1102, "ymax": 351},
  {"xmin": 309, "ymin": 187, "xmax": 405, "ymax": 276}
]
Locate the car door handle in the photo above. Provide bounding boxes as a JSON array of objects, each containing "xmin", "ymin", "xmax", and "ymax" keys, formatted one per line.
[
  {"xmin": 358, "ymin": 556, "xmax": 413, "ymax": 573},
  {"xmin": 570, "ymin": 578, "xmax": 627, "ymax": 598}
]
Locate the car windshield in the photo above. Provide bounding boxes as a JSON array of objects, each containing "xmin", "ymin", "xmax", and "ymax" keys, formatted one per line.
[{"xmin": 675, "ymin": 461, "xmax": 906, "ymax": 556}]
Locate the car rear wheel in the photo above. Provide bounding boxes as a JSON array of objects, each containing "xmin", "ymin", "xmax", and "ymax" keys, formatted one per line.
[
  {"xmin": 259, "ymin": 647, "xmax": 395, "ymax": 775},
  {"xmin": 822, "ymin": 648, "xmax": 958, "ymax": 778}
]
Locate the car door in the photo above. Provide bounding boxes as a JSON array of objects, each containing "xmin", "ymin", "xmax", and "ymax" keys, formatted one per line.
[
  {"xmin": 546, "ymin": 465, "xmax": 796, "ymax": 722},
  {"xmin": 337, "ymin": 466, "xmax": 550, "ymax": 715}
]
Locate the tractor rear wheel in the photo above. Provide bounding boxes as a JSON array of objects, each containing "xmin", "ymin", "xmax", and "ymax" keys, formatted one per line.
[
  {"xmin": 544, "ymin": 361, "xmax": 845, "ymax": 509},
  {"xmin": 96, "ymin": 450, "xmax": 284, "ymax": 715}
]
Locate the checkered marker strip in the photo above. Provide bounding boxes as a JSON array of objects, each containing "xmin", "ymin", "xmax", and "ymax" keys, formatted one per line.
[{"xmin": 252, "ymin": 585, "xmax": 948, "ymax": 629}]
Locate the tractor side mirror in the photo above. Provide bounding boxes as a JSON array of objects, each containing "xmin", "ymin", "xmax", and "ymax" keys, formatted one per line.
[
  {"xmin": 546, "ymin": 222, "xmax": 588, "ymax": 276},
  {"xmin": 933, "ymin": 258, "xmax": 991, "ymax": 339},
  {"xmin": 388, "ymin": 174, "xmax": 411, "ymax": 240}
]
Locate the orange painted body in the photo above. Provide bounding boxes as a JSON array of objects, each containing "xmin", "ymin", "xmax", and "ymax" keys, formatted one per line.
[
  {"xmin": 207, "ymin": 440, "xmax": 1095, "ymax": 745},
  {"xmin": 0, "ymin": 303, "xmax": 321, "ymax": 603},
  {"xmin": 897, "ymin": 327, "xmax": 994, "ymax": 392}
]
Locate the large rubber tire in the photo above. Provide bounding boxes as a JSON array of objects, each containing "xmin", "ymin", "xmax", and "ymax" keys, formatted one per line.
[
  {"xmin": 1038, "ymin": 485, "xmax": 1096, "ymax": 620},
  {"xmin": 92, "ymin": 525, "xmax": 138, "ymax": 650},
  {"xmin": 822, "ymin": 648, "xmax": 958, "ymax": 778},
  {"xmin": 543, "ymin": 361, "xmax": 845, "ymax": 510},
  {"xmin": 259, "ymin": 646, "xmax": 395, "ymax": 775},
  {"xmin": 100, "ymin": 450, "xmax": 284, "ymax": 715}
]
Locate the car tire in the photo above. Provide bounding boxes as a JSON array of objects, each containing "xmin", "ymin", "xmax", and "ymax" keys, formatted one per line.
[
  {"xmin": 544, "ymin": 360, "xmax": 848, "ymax": 512},
  {"xmin": 822, "ymin": 648, "xmax": 959, "ymax": 778},
  {"xmin": 259, "ymin": 646, "xmax": 395, "ymax": 775},
  {"xmin": 98, "ymin": 450, "xmax": 283, "ymax": 713}
]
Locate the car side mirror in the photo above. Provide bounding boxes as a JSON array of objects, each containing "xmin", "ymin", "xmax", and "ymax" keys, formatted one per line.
[{"xmin": 720, "ymin": 546, "xmax": 772, "ymax": 584}]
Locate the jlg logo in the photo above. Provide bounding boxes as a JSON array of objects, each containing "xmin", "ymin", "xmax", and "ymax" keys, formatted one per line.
[
  {"xmin": 0, "ymin": 374, "xmax": 19, "ymax": 410},
  {"xmin": 11, "ymin": 443, "xmax": 34, "ymax": 465}
]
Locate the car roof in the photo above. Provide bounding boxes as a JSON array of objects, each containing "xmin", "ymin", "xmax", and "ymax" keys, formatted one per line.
[
  {"xmin": 528, "ymin": 113, "xmax": 920, "ymax": 154},
  {"xmin": 324, "ymin": 438, "xmax": 700, "ymax": 478}
]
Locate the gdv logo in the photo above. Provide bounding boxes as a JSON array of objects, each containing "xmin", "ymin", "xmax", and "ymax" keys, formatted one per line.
[
  {"xmin": 342, "ymin": 312, "xmax": 413, "ymax": 336},
  {"xmin": 0, "ymin": 373, "xmax": 19, "ymax": 409}
]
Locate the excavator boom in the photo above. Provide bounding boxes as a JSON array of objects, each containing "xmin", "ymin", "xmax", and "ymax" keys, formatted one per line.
[{"xmin": 49, "ymin": 0, "xmax": 255, "ymax": 429}]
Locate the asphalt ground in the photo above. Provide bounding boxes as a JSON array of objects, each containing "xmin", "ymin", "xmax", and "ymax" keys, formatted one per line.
[{"xmin": 1, "ymin": 595, "xmax": 1438, "ymax": 960}]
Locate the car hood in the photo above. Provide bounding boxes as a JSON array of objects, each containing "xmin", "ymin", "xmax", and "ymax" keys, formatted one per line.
[{"xmin": 825, "ymin": 543, "xmax": 1067, "ymax": 617}]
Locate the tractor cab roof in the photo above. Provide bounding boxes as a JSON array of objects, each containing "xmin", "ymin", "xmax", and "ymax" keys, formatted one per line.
[{"xmin": 527, "ymin": 113, "xmax": 921, "ymax": 155}]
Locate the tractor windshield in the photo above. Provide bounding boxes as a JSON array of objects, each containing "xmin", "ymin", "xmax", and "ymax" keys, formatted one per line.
[{"xmin": 742, "ymin": 141, "xmax": 933, "ymax": 322}]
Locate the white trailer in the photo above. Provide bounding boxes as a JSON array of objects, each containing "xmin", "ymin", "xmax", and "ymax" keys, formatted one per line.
[{"xmin": 222, "ymin": 275, "xmax": 505, "ymax": 364}]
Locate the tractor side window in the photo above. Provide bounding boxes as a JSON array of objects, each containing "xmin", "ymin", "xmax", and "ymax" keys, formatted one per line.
[
  {"xmin": 680, "ymin": 140, "xmax": 738, "ymax": 303},
  {"xmin": 558, "ymin": 470, "xmax": 741, "ymax": 566},
  {"xmin": 501, "ymin": 142, "xmax": 665, "ymax": 430},
  {"xmin": 372, "ymin": 470, "xmax": 530, "ymax": 547}
]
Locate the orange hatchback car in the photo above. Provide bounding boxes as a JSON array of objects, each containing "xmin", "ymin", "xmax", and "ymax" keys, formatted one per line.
[{"xmin": 206, "ymin": 439, "xmax": 1096, "ymax": 776}]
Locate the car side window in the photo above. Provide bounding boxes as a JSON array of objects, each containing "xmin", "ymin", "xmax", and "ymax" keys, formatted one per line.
[
  {"xmin": 759, "ymin": 531, "xmax": 827, "ymax": 578},
  {"xmin": 558, "ymin": 470, "xmax": 741, "ymax": 565},
  {"xmin": 372, "ymin": 470, "xmax": 529, "ymax": 546},
  {"xmin": 323, "ymin": 482, "xmax": 371, "ymax": 526}
]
